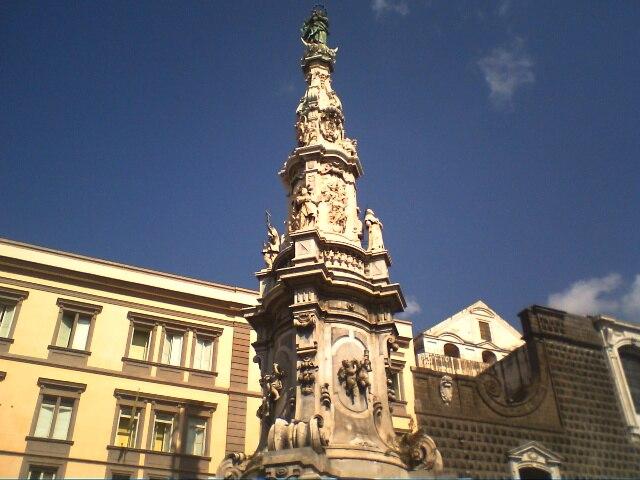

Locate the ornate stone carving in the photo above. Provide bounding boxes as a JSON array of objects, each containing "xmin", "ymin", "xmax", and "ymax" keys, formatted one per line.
[
  {"xmin": 337, "ymin": 351, "xmax": 372, "ymax": 400},
  {"xmin": 319, "ymin": 109, "xmax": 344, "ymax": 142},
  {"xmin": 267, "ymin": 415, "xmax": 329, "ymax": 453},
  {"xmin": 386, "ymin": 369, "xmax": 397, "ymax": 403},
  {"xmin": 262, "ymin": 211, "xmax": 281, "ymax": 269},
  {"xmin": 297, "ymin": 356, "xmax": 318, "ymax": 394},
  {"xmin": 321, "ymin": 180, "xmax": 347, "ymax": 233},
  {"xmin": 216, "ymin": 452, "xmax": 249, "ymax": 479},
  {"xmin": 320, "ymin": 383, "xmax": 331, "ymax": 408},
  {"xmin": 337, "ymin": 359, "xmax": 358, "ymax": 398},
  {"xmin": 292, "ymin": 186, "xmax": 318, "ymax": 230},
  {"xmin": 257, "ymin": 363, "xmax": 286, "ymax": 419},
  {"xmin": 398, "ymin": 429, "xmax": 443, "ymax": 472},
  {"xmin": 365, "ymin": 208, "xmax": 385, "ymax": 251},
  {"xmin": 293, "ymin": 310, "xmax": 316, "ymax": 329},
  {"xmin": 439, "ymin": 375, "xmax": 453, "ymax": 405},
  {"xmin": 387, "ymin": 335, "xmax": 400, "ymax": 355},
  {"xmin": 321, "ymin": 248, "xmax": 364, "ymax": 274}
]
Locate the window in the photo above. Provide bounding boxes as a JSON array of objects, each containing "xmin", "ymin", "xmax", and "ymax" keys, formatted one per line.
[
  {"xmin": 193, "ymin": 336, "xmax": 213, "ymax": 371},
  {"xmin": 111, "ymin": 474, "xmax": 131, "ymax": 480},
  {"xmin": 129, "ymin": 327, "xmax": 151, "ymax": 361},
  {"xmin": 34, "ymin": 396, "xmax": 74, "ymax": 440},
  {"xmin": 443, "ymin": 343, "xmax": 460, "ymax": 358},
  {"xmin": 0, "ymin": 304, "xmax": 16, "ymax": 338},
  {"xmin": 482, "ymin": 350, "xmax": 497, "ymax": 364},
  {"xmin": 619, "ymin": 345, "xmax": 640, "ymax": 413},
  {"xmin": 152, "ymin": 412, "xmax": 174, "ymax": 452},
  {"xmin": 479, "ymin": 321, "xmax": 492, "ymax": 342},
  {"xmin": 115, "ymin": 406, "xmax": 140, "ymax": 447},
  {"xmin": 28, "ymin": 467, "xmax": 57, "ymax": 479},
  {"xmin": 51, "ymin": 299, "xmax": 100, "ymax": 352},
  {"xmin": 160, "ymin": 329, "xmax": 184, "ymax": 366},
  {"xmin": 186, "ymin": 416, "xmax": 207, "ymax": 456},
  {"xmin": 30, "ymin": 378, "xmax": 85, "ymax": 442},
  {"xmin": 55, "ymin": 311, "xmax": 91, "ymax": 350},
  {"xmin": 0, "ymin": 287, "xmax": 28, "ymax": 342},
  {"xmin": 519, "ymin": 467, "xmax": 551, "ymax": 480}
]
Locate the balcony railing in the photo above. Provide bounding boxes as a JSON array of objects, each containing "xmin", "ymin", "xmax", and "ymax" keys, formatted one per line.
[{"xmin": 416, "ymin": 352, "xmax": 491, "ymax": 377}]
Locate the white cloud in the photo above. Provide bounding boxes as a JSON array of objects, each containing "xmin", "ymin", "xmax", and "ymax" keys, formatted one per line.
[
  {"xmin": 477, "ymin": 39, "xmax": 534, "ymax": 108},
  {"xmin": 372, "ymin": 0, "xmax": 409, "ymax": 17},
  {"xmin": 622, "ymin": 275, "xmax": 640, "ymax": 317},
  {"xmin": 548, "ymin": 274, "xmax": 622, "ymax": 315},
  {"xmin": 397, "ymin": 296, "xmax": 422, "ymax": 319}
]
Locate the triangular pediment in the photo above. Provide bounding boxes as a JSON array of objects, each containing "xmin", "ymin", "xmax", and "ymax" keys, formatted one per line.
[{"xmin": 508, "ymin": 441, "xmax": 563, "ymax": 463}]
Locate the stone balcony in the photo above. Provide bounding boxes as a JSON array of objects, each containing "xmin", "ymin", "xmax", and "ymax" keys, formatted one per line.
[{"xmin": 416, "ymin": 352, "xmax": 492, "ymax": 377}]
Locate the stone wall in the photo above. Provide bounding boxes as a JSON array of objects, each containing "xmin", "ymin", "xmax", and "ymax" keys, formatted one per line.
[{"xmin": 413, "ymin": 306, "xmax": 640, "ymax": 479}]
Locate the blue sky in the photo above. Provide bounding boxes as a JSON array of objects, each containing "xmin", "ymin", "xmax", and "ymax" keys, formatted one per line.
[{"xmin": 2, "ymin": 1, "xmax": 639, "ymax": 333}]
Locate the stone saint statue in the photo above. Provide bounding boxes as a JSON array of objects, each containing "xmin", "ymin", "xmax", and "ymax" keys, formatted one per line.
[
  {"xmin": 301, "ymin": 7, "xmax": 329, "ymax": 45},
  {"xmin": 365, "ymin": 208, "xmax": 384, "ymax": 251},
  {"xmin": 295, "ymin": 187, "xmax": 318, "ymax": 229},
  {"xmin": 262, "ymin": 211, "xmax": 281, "ymax": 268}
]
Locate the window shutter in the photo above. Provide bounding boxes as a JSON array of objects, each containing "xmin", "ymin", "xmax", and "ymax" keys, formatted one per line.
[
  {"xmin": 71, "ymin": 315, "xmax": 91, "ymax": 350},
  {"xmin": 56, "ymin": 313, "xmax": 74, "ymax": 347},
  {"xmin": 0, "ymin": 305, "xmax": 15, "ymax": 338},
  {"xmin": 34, "ymin": 399, "xmax": 55, "ymax": 437},
  {"xmin": 52, "ymin": 400, "xmax": 73, "ymax": 439}
]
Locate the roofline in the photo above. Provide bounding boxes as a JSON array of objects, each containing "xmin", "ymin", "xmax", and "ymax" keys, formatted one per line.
[{"xmin": 0, "ymin": 237, "xmax": 259, "ymax": 296}]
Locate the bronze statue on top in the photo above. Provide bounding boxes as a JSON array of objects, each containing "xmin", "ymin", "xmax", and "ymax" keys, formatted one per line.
[{"xmin": 301, "ymin": 6, "xmax": 329, "ymax": 45}]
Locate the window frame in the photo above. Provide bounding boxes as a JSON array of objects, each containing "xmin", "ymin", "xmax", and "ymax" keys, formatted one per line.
[
  {"xmin": 49, "ymin": 299, "xmax": 101, "ymax": 354},
  {"xmin": 0, "ymin": 287, "xmax": 29, "ymax": 345},
  {"xmin": 111, "ymin": 397, "xmax": 146, "ymax": 449},
  {"xmin": 147, "ymin": 406, "xmax": 178, "ymax": 453},
  {"xmin": 478, "ymin": 320, "xmax": 492, "ymax": 342},
  {"xmin": 27, "ymin": 465, "xmax": 59, "ymax": 479},
  {"xmin": 123, "ymin": 318, "xmax": 156, "ymax": 363},
  {"xmin": 190, "ymin": 330, "xmax": 219, "ymax": 372},
  {"xmin": 184, "ymin": 414, "xmax": 210, "ymax": 457},
  {"xmin": 27, "ymin": 378, "xmax": 86, "ymax": 443},
  {"xmin": 158, "ymin": 326, "xmax": 187, "ymax": 368}
]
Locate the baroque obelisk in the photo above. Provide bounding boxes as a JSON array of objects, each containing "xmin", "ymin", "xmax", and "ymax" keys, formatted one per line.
[{"xmin": 217, "ymin": 7, "xmax": 443, "ymax": 479}]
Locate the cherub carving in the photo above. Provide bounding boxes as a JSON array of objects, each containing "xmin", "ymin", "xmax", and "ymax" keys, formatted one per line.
[
  {"xmin": 358, "ymin": 350, "xmax": 372, "ymax": 391},
  {"xmin": 337, "ymin": 359, "xmax": 358, "ymax": 398}
]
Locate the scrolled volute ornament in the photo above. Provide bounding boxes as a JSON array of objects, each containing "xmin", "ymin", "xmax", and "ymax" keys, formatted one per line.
[
  {"xmin": 399, "ymin": 428, "xmax": 444, "ymax": 472},
  {"xmin": 215, "ymin": 452, "xmax": 249, "ymax": 479}
]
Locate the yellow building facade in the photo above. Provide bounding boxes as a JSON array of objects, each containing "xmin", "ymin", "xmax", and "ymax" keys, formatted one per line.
[{"xmin": 0, "ymin": 238, "xmax": 262, "ymax": 479}]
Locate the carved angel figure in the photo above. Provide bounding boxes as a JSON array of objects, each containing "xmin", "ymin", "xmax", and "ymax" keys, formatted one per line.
[
  {"xmin": 365, "ymin": 208, "xmax": 385, "ymax": 251},
  {"xmin": 337, "ymin": 359, "xmax": 358, "ymax": 398},
  {"xmin": 261, "ymin": 212, "xmax": 281, "ymax": 268}
]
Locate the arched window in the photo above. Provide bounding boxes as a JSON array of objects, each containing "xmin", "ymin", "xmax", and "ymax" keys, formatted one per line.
[
  {"xmin": 482, "ymin": 350, "xmax": 497, "ymax": 364},
  {"xmin": 619, "ymin": 345, "xmax": 640, "ymax": 413},
  {"xmin": 443, "ymin": 343, "xmax": 460, "ymax": 358},
  {"xmin": 519, "ymin": 467, "xmax": 551, "ymax": 480}
]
